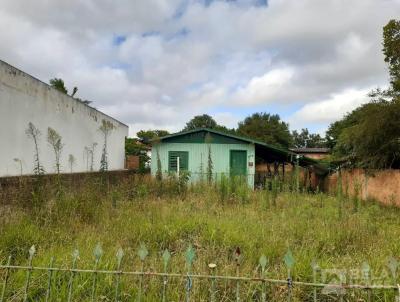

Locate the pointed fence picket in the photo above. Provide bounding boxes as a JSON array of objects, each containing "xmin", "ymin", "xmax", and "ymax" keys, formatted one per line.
[{"xmin": 0, "ymin": 244, "xmax": 399, "ymax": 301}]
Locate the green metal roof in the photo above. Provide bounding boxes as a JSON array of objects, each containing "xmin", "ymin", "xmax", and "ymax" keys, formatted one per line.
[{"xmin": 152, "ymin": 128, "xmax": 329, "ymax": 174}]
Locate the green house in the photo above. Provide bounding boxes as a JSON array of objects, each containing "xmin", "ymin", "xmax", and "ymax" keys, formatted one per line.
[{"xmin": 150, "ymin": 128, "xmax": 327, "ymax": 188}]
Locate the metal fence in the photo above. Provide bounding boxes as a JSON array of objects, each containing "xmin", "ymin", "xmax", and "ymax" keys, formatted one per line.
[{"xmin": 1, "ymin": 244, "xmax": 399, "ymax": 302}]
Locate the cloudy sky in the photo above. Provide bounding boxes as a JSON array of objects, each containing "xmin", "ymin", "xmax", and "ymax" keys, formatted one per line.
[{"xmin": 1, "ymin": 0, "xmax": 399, "ymax": 136}]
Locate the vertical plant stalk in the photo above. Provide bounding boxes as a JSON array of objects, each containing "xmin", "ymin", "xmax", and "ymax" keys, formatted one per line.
[
  {"xmin": 45, "ymin": 257, "xmax": 55, "ymax": 302},
  {"xmin": 99, "ymin": 120, "xmax": 114, "ymax": 172},
  {"xmin": 68, "ymin": 154, "xmax": 76, "ymax": 173},
  {"xmin": 26, "ymin": 122, "xmax": 44, "ymax": 175},
  {"xmin": 0, "ymin": 256, "xmax": 12, "ymax": 302},
  {"xmin": 156, "ymin": 147, "xmax": 162, "ymax": 181},
  {"xmin": 67, "ymin": 249, "xmax": 79, "ymax": 302},
  {"xmin": 207, "ymin": 145, "xmax": 213, "ymax": 185},
  {"xmin": 47, "ymin": 127, "xmax": 64, "ymax": 175},
  {"xmin": 23, "ymin": 245, "xmax": 36, "ymax": 302},
  {"xmin": 295, "ymin": 155, "xmax": 300, "ymax": 194},
  {"xmin": 337, "ymin": 167, "xmax": 343, "ymax": 219}
]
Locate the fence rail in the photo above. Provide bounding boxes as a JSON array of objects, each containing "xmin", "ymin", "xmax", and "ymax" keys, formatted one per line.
[{"xmin": 1, "ymin": 244, "xmax": 399, "ymax": 302}]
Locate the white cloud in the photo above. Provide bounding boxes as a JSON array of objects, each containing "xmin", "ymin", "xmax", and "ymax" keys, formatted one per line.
[
  {"xmin": 0, "ymin": 0, "xmax": 399, "ymax": 136},
  {"xmin": 231, "ymin": 67, "xmax": 295, "ymax": 105},
  {"xmin": 287, "ymin": 87, "xmax": 373, "ymax": 131}
]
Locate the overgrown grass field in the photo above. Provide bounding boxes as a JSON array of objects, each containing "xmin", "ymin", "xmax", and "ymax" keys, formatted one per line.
[{"xmin": 1, "ymin": 174, "xmax": 400, "ymax": 301}]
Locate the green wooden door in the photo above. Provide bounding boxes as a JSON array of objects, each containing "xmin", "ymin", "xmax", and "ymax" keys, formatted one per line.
[{"xmin": 230, "ymin": 150, "xmax": 247, "ymax": 176}]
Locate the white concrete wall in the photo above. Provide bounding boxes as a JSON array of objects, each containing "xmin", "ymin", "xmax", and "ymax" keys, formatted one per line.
[{"xmin": 0, "ymin": 60, "xmax": 129, "ymax": 176}]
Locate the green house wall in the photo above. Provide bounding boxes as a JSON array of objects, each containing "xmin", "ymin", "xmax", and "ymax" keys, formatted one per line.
[{"xmin": 151, "ymin": 142, "xmax": 255, "ymax": 188}]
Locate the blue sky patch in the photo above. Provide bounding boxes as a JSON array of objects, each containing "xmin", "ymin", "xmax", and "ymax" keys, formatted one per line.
[{"xmin": 112, "ymin": 35, "xmax": 126, "ymax": 46}]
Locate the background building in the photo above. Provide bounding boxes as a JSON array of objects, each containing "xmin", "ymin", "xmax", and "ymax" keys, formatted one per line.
[
  {"xmin": 0, "ymin": 60, "xmax": 128, "ymax": 177},
  {"xmin": 150, "ymin": 128, "xmax": 328, "ymax": 188}
]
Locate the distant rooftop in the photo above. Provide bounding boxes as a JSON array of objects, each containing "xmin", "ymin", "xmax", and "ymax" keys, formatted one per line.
[{"xmin": 290, "ymin": 147, "xmax": 331, "ymax": 154}]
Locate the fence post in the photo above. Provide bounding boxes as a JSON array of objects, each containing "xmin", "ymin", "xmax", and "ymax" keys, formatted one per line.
[
  {"xmin": 311, "ymin": 260, "xmax": 319, "ymax": 302},
  {"xmin": 91, "ymin": 244, "xmax": 103, "ymax": 302},
  {"xmin": 162, "ymin": 249, "xmax": 171, "ymax": 302},
  {"xmin": 209, "ymin": 263, "xmax": 217, "ymax": 302},
  {"xmin": 67, "ymin": 249, "xmax": 79, "ymax": 302},
  {"xmin": 115, "ymin": 247, "xmax": 124, "ymax": 302},
  {"xmin": 185, "ymin": 245, "xmax": 196, "ymax": 302},
  {"xmin": 361, "ymin": 262, "xmax": 371, "ymax": 302},
  {"xmin": 234, "ymin": 247, "xmax": 241, "ymax": 302},
  {"xmin": 137, "ymin": 243, "xmax": 148, "ymax": 302},
  {"xmin": 23, "ymin": 245, "xmax": 36, "ymax": 302},
  {"xmin": 284, "ymin": 249, "xmax": 295, "ymax": 302},
  {"xmin": 387, "ymin": 257, "xmax": 398, "ymax": 301},
  {"xmin": 45, "ymin": 257, "xmax": 55, "ymax": 302},
  {"xmin": 259, "ymin": 255, "xmax": 268, "ymax": 302},
  {"xmin": 0, "ymin": 255, "xmax": 12, "ymax": 302}
]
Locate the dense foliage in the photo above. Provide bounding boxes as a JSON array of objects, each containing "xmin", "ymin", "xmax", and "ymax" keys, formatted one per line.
[
  {"xmin": 136, "ymin": 129, "xmax": 170, "ymax": 142},
  {"xmin": 291, "ymin": 128, "xmax": 326, "ymax": 148},
  {"xmin": 237, "ymin": 113, "xmax": 293, "ymax": 148},
  {"xmin": 383, "ymin": 19, "xmax": 400, "ymax": 94},
  {"xmin": 326, "ymin": 19, "xmax": 400, "ymax": 169}
]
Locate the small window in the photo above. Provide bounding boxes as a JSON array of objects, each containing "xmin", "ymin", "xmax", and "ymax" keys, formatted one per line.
[{"xmin": 168, "ymin": 151, "xmax": 189, "ymax": 172}]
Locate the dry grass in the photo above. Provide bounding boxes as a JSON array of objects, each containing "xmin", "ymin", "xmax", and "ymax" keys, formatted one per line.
[{"xmin": 0, "ymin": 174, "xmax": 400, "ymax": 301}]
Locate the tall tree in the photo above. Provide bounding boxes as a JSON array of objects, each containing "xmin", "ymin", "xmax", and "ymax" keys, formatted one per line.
[
  {"xmin": 49, "ymin": 78, "xmax": 68, "ymax": 94},
  {"xmin": 237, "ymin": 113, "xmax": 292, "ymax": 148},
  {"xmin": 333, "ymin": 98, "xmax": 400, "ymax": 168},
  {"xmin": 137, "ymin": 130, "xmax": 170, "ymax": 143},
  {"xmin": 383, "ymin": 19, "xmax": 400, "ymax": 94},
  {"xmin": 326, "ymin": 19, "xmax": 400, "ymax": 168},
  {"xmin": 325, "ymin": 105, "xmax": 366, "ymax": 149},
  {"xmin": 292, "ymin": 128, "xmax": 326, "ymax": 148},
  {"xmin": 183, "ymin": 114, "xmax": 218, "ymax": 131}
]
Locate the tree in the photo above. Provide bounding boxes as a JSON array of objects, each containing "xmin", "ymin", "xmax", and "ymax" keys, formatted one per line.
[
  {"xmin": 136, "ymin": 130, "xmax": 169, "ymax": 143},
  {"xmin": 183, "ymin": 114, "xmax": 218, "ymax": 131},
  {"xmin": 292, "ymin": 128, "xmax": 326, "ymax": 148},
  {"xmin": 383, "ymin": 19, "xmax": 400, "ymax": 94},
  {"xmin": 50, "ymin": 78, "xmax": 68, "ymax": 94},
  {"xmin": 325, "ymin": 19, "xmax": 400, "ymax": 169},
  {"xmin": 333, "ymin": 98, "xmax": 400, "ymax": 168},
  {"xmin": 237, "ymin": 113, "xmax": 292, "ymax": 148},
  {"xmin": 325, "ymin": 105, "xmax": 366, "ymax": 149}
]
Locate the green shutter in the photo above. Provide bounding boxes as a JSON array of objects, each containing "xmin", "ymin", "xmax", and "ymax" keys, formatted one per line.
[{"xmin": 168, "ymin": 151, "xmax": 189, "ymax": 172}]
